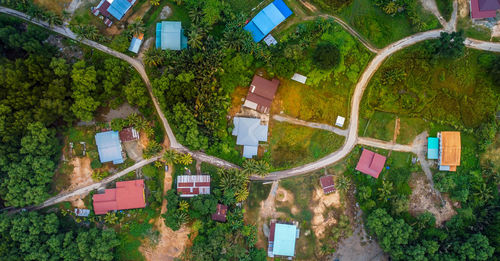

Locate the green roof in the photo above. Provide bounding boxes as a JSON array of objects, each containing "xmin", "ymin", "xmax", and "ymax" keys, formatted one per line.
[{"xmin": 273, "ymin": 223, "xmax": 297, "ymax": 257}]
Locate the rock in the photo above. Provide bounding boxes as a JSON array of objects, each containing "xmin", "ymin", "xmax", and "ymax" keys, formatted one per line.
[{"xmin": 159, "ymin": 6, "xmax": 172, "ymax": 20}]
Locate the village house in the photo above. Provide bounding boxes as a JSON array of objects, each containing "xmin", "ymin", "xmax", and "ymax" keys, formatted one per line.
[
  {"xmin": 92, "ymin": 0, "xmax": 136, "ymax": 27},
  {"xmin": 320, "ymin": 175, "xmax": 336, "ymax": 194},
  {"xmin": 176, "ymin": 175, "xmax": 211, "ymax": 197},
  {"xmin": 93, "ymin": 179, "xmax": 146, "ymax": 215},
  {"xmin": 232, "ymin": 117, "xmax": 269, "ymax": 158},
  {"xmin": 243, "ymin": 75, "xmax": 280, "ymax": 114},
  {"xmin": 355, "ymin": 149, "xmax": 387, "ymax": 178},
  {"xmin": 156, "ymin": 21, "xmax": 188, "ymax": 50},
  {"xmin": 268, "ymin": 220, "xmax": 300, "ymax": 258},
  {"xmin": 95, "ymin": 131, "xmax": 124, "ymax": 164},
  {"xmin": 470, "ymin": 0, "xmax": 500, "ymax": 19},
  {"xmin": 244, "ymin": 0, "xmax": 293, "ymax": 42}
]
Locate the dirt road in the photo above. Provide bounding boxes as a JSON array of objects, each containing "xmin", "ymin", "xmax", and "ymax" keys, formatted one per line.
[{"xmin": 272, "ymin": 114, "xmax": 348, "ymax": 136}]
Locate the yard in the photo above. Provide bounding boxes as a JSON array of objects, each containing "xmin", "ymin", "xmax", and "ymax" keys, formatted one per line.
[
  {"xmin": 34, "ymin": 0, "xmax": 72, "ymax": 14},
  {"xmin": 268, "ymin": 120, "xmax": 345, "ymax": 170}
]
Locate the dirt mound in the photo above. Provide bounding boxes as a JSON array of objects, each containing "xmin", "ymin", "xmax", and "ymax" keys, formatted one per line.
[
  {"xmin": 310, "ymin": 187, "xmax": 341, "ymax": 238},
  {"xmin": 409, "ymin": 173, "xmax": 456, "ymax": 226},
  {"xmin": 276, "ymin": 187, "xmax": 293, "ymax": 203}
]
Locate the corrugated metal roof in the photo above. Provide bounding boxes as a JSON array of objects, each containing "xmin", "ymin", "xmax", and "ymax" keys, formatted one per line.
[
  {"xmin": 233, "ymin": 117, "xmax": 268, "ymax": 146},
  {"xmin": 355, "ymin": 149, "xmax": 386, "ymax": 178},
  {"xmin": 95, "ymin": 131, "xmax": 123, "ymax": 164},
  {"xmin": 156, "ymin": 21, "xmax": 184, "ymax": 50},
  {"xmin": 177, "ymin": 175, "xmax": 211, "ymax": 197},
  {"xmin": 128, "ymin": 37, "xmax": 143, "ymax": 53},
  {"xmin": 107, "ymin": 0, "xmax": 132, "ymax": 20},
  {"xmin": 244, "ymin": 0, "xmax": 293, "ymax": 42},
  {"xmin": 440, "ymin": 132, "xmax": 461, "ymax": 167},
  {"xmin": 93, "ymin": 180, "xmax": 145, "ymax": 215},
  {"xmin": 427, "ymin": 137, "xmax": 439, "ymax": 159},
  {"xmin": 273, "ymin": 223, "xmax": 297, "ymax": 257}
]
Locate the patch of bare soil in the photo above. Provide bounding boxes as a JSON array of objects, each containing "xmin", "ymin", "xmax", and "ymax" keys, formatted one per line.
[
  {"xmin": 458, "ymin": 0, "xmax": 469, "ymax": 18},
  {"xmin": 409, "ymin": 172, "xmax": 456, "ymax": 226},
  {"xmin": 68, "ymin": 196, "xmax": 86, "ymax": 208},
  {"xmin": 492, "ymin": 22, "xmax": 500, "ymax": 39},
  {"xmin": 66, "ymin": 157, "xmax": 93, "ymax": 191},
  {"xmin": 392, "ymin": 117, "xmax": 400, "ymax": 143},
  {"xmin": 275, "ymin": 187, "xmax": 293, "ymax": 203},
  {"xmin": 100, "ymin": 102, "xmax": 140, "ymax": 122},
  {"xmin": 300, "ymin": 0, "xmax": 318, "ymax": 12},
  {"xmin": 127, "ymin": 2, "xmax": 151, "ymax": 23},
  {"xmin": 140, "ymin": 131, "xmax": 150, "ymax": 149},
  {"xmin": 105, "ymin": 25, "xmax": 123, "ymax": 36},
  {"xmin": 310, "ymin": 187, "xmax": 342, "ymax": 238},
  {"xmin": 35, "ymin": 0, "xmax": 72, "ymax": 14},
  {"xmin": 140, "ymin": 166, "xmax": 192, "ymax": 261}
]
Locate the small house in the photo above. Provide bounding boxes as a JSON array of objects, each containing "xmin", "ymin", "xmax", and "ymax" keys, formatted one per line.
[
  {"xmin": 177, "ymin": 175, "xmax": 211, "ymax": 197},
  {"xmin": 232, "ymin": 117, "xmax": 269, "ymax": 158},
  {"xmin": 93, "ymin": 0, "xmax": 136, "ymax": 26},
  {"xmin": 95, "ymin": 131, "xmax": 124, "ymax": 164},
  {"xmin": 119, "ymin": 127, "xmax": 140, "ymax": 142},
  {"xmin": 243, "ymin": 75, "xmax": 280, "ymax": 114},
  {"xmin": 244, "ymin": 0, "xmax": 293, "ymax": 42},
  {"xmin": 320, "ymin": 175, "xmax": 335, "ymax": 194},
  {"xmin": 156, "ymin": 21, "xmax": 188, "ymax": 50},
  {"xmin": 128, "ymin": 34, "xmax": 144, "ymax": 54},
  {"xmin": 268, "ymin": 221, "xmax": 299, "ymax": 258},
  {"xmin": 211, "ymin": 204, "xmax": 228, "ymax": 222},
  {"xmin": 291, "ymin": 73, "xmax": 307, "ymax": 84},
  {"xmin": 355, "ymin": 149, "xmax": 386, "ymax": 178},
  {"xmin": 93, "ymin": 180, "xmax": 146, "ymax": 215},
  {"xmin": 438, "ymin": 131, "xmax": 461, "ymax": 171}
]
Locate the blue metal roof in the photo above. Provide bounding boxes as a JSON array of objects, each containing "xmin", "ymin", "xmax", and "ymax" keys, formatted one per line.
[
  {"xmin": 273, "ymin": 223, "xmax": 297, "ymax": 257},
  {"xmin": 95, "ymin": 131, "xmax": 124, "ymax": 164},
  {"xmin": 156, "ymin": 21, "xmax": 186, "ymax": 50},
  {"xmin": 244, "ymin": 0, "xmax": 293, "ymax": 42},
  {"xmin": 428, "ymin": 137, "xmax": 439, "ymax": 159},
  {"xmin": 128, "ymin": 37, "xmax": 142, "ymax": 53},
  {"xmin": 107, "ymin": 0, "xmax": 132, "ymax": 20}
]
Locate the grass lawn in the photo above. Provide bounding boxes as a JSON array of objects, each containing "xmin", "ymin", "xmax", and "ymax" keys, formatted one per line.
[
  {"xmin": 362, "ymin": 42, "xmax": 499, "ymax": 130},
  {"xmin": 269, "ymin": 121, "xmax": 345, "ymax": 170},
  {"xmin": 457, "ymin": 18, "xmax": 492, "ymax": 41},
  {"xmin": 34, "ymin": 0, "xmax": 72, "ymax": 15},
  {"xmin": 143, "ymin": 1, "xmax": 190, "ymax": 41},
  {"xmin": 435, "ymin": 0, "xmax": 453, "ymax": 21},
  {"xmin": 397, "ymin": 117, "xmax": 428, "ymax": 144},
  {"xmin": 358, "ymin": 111, "xmax": 396, "ymax": 141},
  {"xmin": 271, "ymin": 22, "xmax": 373, "ymax": 125},
  {"xmin": 338, "ymin": 0, "xmax": 440, "ymax": 48}
]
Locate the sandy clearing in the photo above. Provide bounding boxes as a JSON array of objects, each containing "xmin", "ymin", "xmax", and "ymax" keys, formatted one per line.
[
  {"xmin": 409, "ymin": 172, "xmax": 456, "ymax": 226},
  {"xmin": 66, "ymin": 157, "xmax": 93, "ymax": 191},
  {"xmin": 311, "ymin": 187, "xmax": 341, "ymax": 238},
  {"xmin": 458, "ymin": 0, "xmax": 469, "ymax": 18},
  {"xmin": 127, "ymin": 1, "xmax": 151, "ymax": 24},
  {"xmin": 140, "ymin": 166, "xmax": 191, "ymax": 261}
]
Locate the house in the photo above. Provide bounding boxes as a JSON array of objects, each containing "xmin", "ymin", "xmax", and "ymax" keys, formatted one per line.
[
  {"xmin": 128, "ymin": 34, "xmax": 144, "ymax": 54},
  {"xmin": 95, "ymin": 131, "xmax": 124, "ymax": 164},
  {"xmin": 244, "ymin": 0, "xmax": 293, "ymax": 42},
  {"xmin": 438, "ymin": 131, "xmax": 461, "ymax": 171},
  {"xmin": 470, "ymin": 0, "xmax": 500, "ymax": 19},
  {"xmin": 427, "ymin": 137, "xmax": 439, "ymax": 159},
  {"xmin": 93, "ymin": 180, "xmax": 146, "ymax": 215},
  {"xmin": 92, "ymin": 0, "xmax": 136, "ymax": 26},
  {"xmin": 355, "ymin": 149, "xmax": 386, "ymax": 178},
  {"xmin": 176, "ymin": 175, "xmax": 211, "ymax": 197},
  {"xmin": 320, "ymin": 175, "xmax": 336, "ymax": 194},
  {"xmin": 232, "ymin": 117, "xmax": 269, "ymax": 158},
  {"xmin": 211, "ymin": 204, "xmax": 228, "ymax": 222},
  {"xmin": 119, "ymin": 127, "xmax": 139, "ymax": 142},
  {"xmin": 156, "ymin": 21, "xmax": 188, "ymax": 50},
  {"xmin": 243, "ymin": 75, "xmax": 280, "ymax": 114},
  {"xmin": 268, "ymin": 221, "xmax": 299, "ymax": 258}
]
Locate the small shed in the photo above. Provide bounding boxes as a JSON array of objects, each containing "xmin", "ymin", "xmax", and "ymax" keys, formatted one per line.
[
  {"xmin": 95, "ymin": 131, "xmax": 124, "ymax": 164},
  {"xmin": 335, "ymin": 116, "xmax": 345, "ymax": 127},
  {"xmin": 427, "ymin": 137, "xmax": 439, "ymax": 159},
  {"xmin": 355, "ymin": 149, "xmax": 386, "ymax": 178},
  {"xmin": 74, "ymin": 208, "xmax": 90, "ymax": 217},
  {"xmin": 263, "ymin": 34, "xmax": 278, "ymax": 46},
  {"xmin": 119, "ymin": 127, "xmax": 139, "ymax": 142},
  {"xmin": 128, "ymin": 33, "xmax": 144, "ymax": 53},
  {"xmin": 320, "ymin": 176, "xmax": 335, "ymax": 194},
  {"xmin": 291, "ymin": 73, "xmax": 307, "ymax": 84},
  {"xmin": 211, "ymin": 204, "xmax": 228, "ymax": 222}
]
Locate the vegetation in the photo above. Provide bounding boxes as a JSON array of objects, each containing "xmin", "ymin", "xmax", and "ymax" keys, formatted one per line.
[
  {"xmin": 435, "ymin": 0, "xmax": 453, "ymax": 21},
  {"xmin": 430, "ymin": 31, "xmax": 466, "ymax": 59},
  {"xmin": 312, "ymin": 41, "xmax": 341, "ymax": 69},
  {"xmin": 0, "ymin": 211, "xmax": 119, "ymax": 260}
]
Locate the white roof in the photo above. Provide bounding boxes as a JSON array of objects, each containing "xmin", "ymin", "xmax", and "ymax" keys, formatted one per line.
[
  {"xmin": 335, "ymin": 116, "xmax": 345, "ymax": 127},
  {"xmin": 291, "ymin": 73, "xmax": 307, "ymax": 84}
]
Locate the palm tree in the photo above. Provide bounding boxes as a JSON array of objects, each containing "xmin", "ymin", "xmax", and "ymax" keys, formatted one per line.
[
  {"xmin": 358, "ymin": 186, "xmax": 372, "ymax": 201},
  {"xmin": 188, "ymin": 29, "xmax": 203, "ymax": 49},
  {"xmin": 473, "ymin": 183, "xmax": 494, "ymax": 204},
  {"xmin": 150, "ymin": 0, "xmax": 160, "ymax": 6},
  {"xmin": 45, "ymin": 11, "xmax": 62, "ymax": 27},
  {"xmin": 235, "ymin": 188, "xmax": 249, "ymax": 202},
  {"xmin": 378, "ymin": 180, "xmax": 393, "ymax": 202},
  {"xmin": 144, "ymin": 48, "xmax": 165, "ymax": 67},
  {"xmin": 162, "ymin": 150, "xmax": 178, "ymax": 165},
  {"xmin": 104, "ymin": 212, "xmax": 118, "ymax": 225},
  {"xmin": 179, "ymin": 200, "xmax": 189, "ymax": 212},
  {"xmin": 189, "ymin": 7, "xmax": 203, "ymax": 25},
  {"xmin": 336, "ymin": 174, "xmax": 351, "ymax": 194},
  {"xmin": 242, "ymin": 159, "xmax": 270, "ymax": 177},
  {"xmin": 128, "ymin": 18, "xmax": 145, "ymax": 37},
  {"xmin": 176, "ymin": 153, "xmax": 193, "ymax": 166}
]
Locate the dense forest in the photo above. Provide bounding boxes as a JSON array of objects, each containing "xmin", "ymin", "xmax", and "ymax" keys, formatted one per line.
[{"xmin": 0, "ymin": 15, "xmax": 149, "ymax": 207}]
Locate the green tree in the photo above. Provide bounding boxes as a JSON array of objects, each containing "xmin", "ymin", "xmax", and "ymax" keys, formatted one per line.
[
  {"xmin": 242, "ymin": 159, "xmax": 270, "ymax": 176},
  {"xmin": 162, "ymin": 149, "xmax": 178, "ymax": 165},
  {"xmin": 70, "ymin": 61, "xmax": 100, "ymax": 121},
  {"xmin": 313, "ymin": 42, "xmax": 341, "ymax": 69},
  {"xmin": 431, "ymin": 31, "xmax": 465, "ymax": 58}
]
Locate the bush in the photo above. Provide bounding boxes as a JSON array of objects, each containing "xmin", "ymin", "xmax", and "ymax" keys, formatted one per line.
[
  {"xmin": 91, "ymin": 159, "xmax": 102, "ymax": 169},
  {"xmin": 313, "ymin": 42, "xmax": 340, "ymax": 70}
]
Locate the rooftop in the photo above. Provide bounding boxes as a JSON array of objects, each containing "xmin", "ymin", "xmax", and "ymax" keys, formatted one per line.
[
  {"xmin": 355, "ymin": 149, "xmax": 386, "ymax": 178},
  {"xmin": 156, "ymin": 21, "xmax": 187, "ymax": 50},
  {"xmin": 119, "ymin": 127, "xmax": 139, "ymax": 142},
  {"xmin": 244, "ymin": 0, "xmax": 293, "ymax": 42},
  {"xmin": 232, "ymin": 117, "xmax": 268, "ymax": 158},
  {"xmin": 95, "ymin": 131, "xmax": 124, "ymax": 164},
  {"xmin": 211, "ymin": 204, "xmax": 228, "ymax": 222},
  {"xmin": 320, "ymin": 175, "xmax": 336, "ymax": 194},
  {"xmin": 93, "ymin": 180, "xmax": 146, "ymax": 215},
  {"xmin": 273, "ymin": 223, "xmax": 297, "ymax": 257},
  {"xmin": 471, "ymin": 0, "xmax": 499, "ymax": 19},
  {"xmin": 177, "ymin": 175, "xmax": 211, "ymax": 197},
  {"xmin": 128, "ymin": 34, "xmax": 143, "ymax": 54},
  {"xmin": 243, "ymin": 75, "xmax": 280, "ymax": 114},
  {"xmin": 427, "ymin": 137, "xmax": 439, "ymax": 160},
  {"xmin": 440, "ymin": 131, "xmax": 461, "ymax": 167}
]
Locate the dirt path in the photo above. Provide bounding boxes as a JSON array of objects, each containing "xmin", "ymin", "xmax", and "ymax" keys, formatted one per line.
[
  {"xmin": 392, "ymin": 117, "xmax": 400, "ymax": 143},
  {"xmin": 419, "ymin": 0, "xmax": 447, "ymax": 27},
  {"xmin": 273, "ymin": 114, "xmax": 348, "ymax": 136},
  {"xmin": 140, "ymin": 165, "xmax": 191, "ymax": 261},
  {"xmin": 66, "ymin": 157, "xmax": 93, "ymax": 191}
]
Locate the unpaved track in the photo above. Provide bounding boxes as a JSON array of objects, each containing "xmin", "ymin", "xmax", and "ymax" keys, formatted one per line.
[{"xmin": 273, "ymin": 114, "xmax": 347, "ymax": 136}]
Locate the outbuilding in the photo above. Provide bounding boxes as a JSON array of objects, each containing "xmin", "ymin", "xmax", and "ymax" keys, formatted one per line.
[{"xmin": 156, "ymin": 21, "xmax": 187, "ymax": 50}]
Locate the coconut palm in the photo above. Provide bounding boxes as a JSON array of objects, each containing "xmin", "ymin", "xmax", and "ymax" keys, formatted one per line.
[
  {"xmin": 242, "ymin": 159, "xmax": 270, "ymax": 177},
  {"xmin": 144, "ymin": 48, "xmax": 165, "ymax": 67},
  {"xmin": 150, "ymin": 0, "xmax": 160, "ymax": 6},
  {"xmin": 176, "ymin": 153, "xmax": 193, "ymax": 165},
  {"xmin": 336, "ymin": 174, "xmax": 351, "ymax": 194},
  {"xmin": 189, "ymin": 7, "xmax": 203, "ymax": 25},
  {"xmin": 473, "ymin": 183, "xmax": 494, "ymax": 204},
  {"xmin": 188, "ymin": 29, "xmax": 203, "ymax": 49},
  {"xmin": 128, "ymin": 18, "xmax": 145, "ymax": 37},
  {"xmin": 378, "ymin": 180, "xmax": 393, "ymax": 202},
  {"xmin": 104, "ymin": 212, "xmax": 118, "ymax": 225},
  {"xmin": 162, "ymin": 150, "xmax": 178, "ymax": 165},
  {"xmin": 179, "ymin": 200, "xmax": 189, "ymax": 212},
  {"xmin": 235, "ymin": 188, "xmax": 249, "ymax": 202}
]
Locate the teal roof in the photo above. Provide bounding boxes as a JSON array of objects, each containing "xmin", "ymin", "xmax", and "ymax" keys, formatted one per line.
[
  {"xmin": 156, "ymin": 21, "xmax": 185, "ymax": 50},
  {"xmin": 108, "ymin": 0, "xmax": 132, "ymax": 20},
  {"xmin": 128, "ymin": 36, "xmax": 142, "ymax": 53},
  {"xmin": 428, "ymin": 137, "xmax": 439, "ymax": 159},
  {"xmin": 273, "ymin": 223, "xmax": 297, "ymax": 257}
]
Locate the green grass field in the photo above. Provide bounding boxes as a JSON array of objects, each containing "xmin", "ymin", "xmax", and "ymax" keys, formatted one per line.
[
  {"xmin": 338, "ymin": 0, "xmax": 439, "ymax": 48},
  {"xmin": 397, "ymin": 117, "xmax": 428, "ymax": 144},
  {"xmin": 269, "ymin": 121, "xmax": 345, "ymax": 169},
  {"xmin": 435, "ymin": 0, "xmax": 453, "ymax": 21},
  {"xmin": 358, "ymin": 111, "xmax": 395, "ymax": 141},
  {"xmin": 457, "ymin": 18, "xmax": 492, "ymax": 41}
]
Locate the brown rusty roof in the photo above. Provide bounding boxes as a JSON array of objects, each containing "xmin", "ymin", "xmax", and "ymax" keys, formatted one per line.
[
  {"xmin": 245, "ymin": 75, "xmax": 279, "ymax": 113},
  {"xmin": 441, "ymin": 131, "xmax": 461, "ymax": 166}
]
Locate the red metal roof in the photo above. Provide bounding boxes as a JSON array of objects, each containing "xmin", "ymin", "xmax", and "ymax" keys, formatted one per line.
[
  {"xmin": 355, "ymin": 149, "xmax": 386, "ymax": 178},
  {"xmin": 471, "ymin": 0, "xmax": 498, "ymax": 18},
  {"xmin": 320, "ymin": 176, "xmax": 335, "ymax": 194},
  {"xmin": 176, "ymin": 175, "xmax": 211, "ymax": 197},
  {"xmin": 93, "ymin": 179, "xmax": 146, "ymax": 215},
  {"xmin": 245, "ymin": 75, "xmax": 279, "ymax": 113},
  {"xmin": 119, "ymin": 127, "xmax": 139, "ymax": 142},
  {"xmin": 211, "ymin": 204, "xmax": 228, "ymax": 222}
]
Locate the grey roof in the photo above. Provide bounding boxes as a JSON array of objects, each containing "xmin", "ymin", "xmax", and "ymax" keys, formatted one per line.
[
  {"xmin": 232, "ymin": 117, "xmax": 268, "ymax": 158},
  {"xmin": 479, "ymin": 0, "xmax": 500, "ymax": 11}
]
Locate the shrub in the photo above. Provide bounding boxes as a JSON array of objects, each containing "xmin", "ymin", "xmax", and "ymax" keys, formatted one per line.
[
  {"xmin": 91, "ymin": 159, "xmax": 102, "ymax": 169},
  {"xmin": 313, "ymin": 42, "xmax": 340, "ymax": 70}
]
